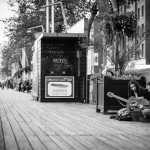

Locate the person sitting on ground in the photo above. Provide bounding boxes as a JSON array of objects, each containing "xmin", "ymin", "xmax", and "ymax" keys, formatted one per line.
[
  {"xmin": 128, "ymin": 79, "xmax": 148, "ymax": 101},
  {"xmin": 128, "ymin": 79, "xmax": 149, "ymax": 121},
  {"xmin": 138, "ymin": 81, "xmax": 150, "ymax": 123},
  {"xmin": 110, "ymin": 79, "xmax": 149, "ymax": 121}
]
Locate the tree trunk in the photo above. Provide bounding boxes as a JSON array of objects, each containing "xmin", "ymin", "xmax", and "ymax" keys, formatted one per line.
[
  {"xmin": 87, "ymin": 1, "xmax": 98, "ymax": 45},
  {"xmin": 115, "ymin": 32, "xmax": 119, "ymax": 71},
  {"xmin": 134, "ymin": 0, "xmax": 138, "ymax": 59}
]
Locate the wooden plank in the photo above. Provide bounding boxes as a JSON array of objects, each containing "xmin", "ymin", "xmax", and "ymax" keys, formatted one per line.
[
  {"xmin": 59, "ymin": 135, "xmax": 88, "ymax": 150},
  {"xmin": 50, "ymin": 135, "xmax": 75, "ymax": 150},
  {"xmin": 1, "ymin": 89, "xmax": 150, "ymax": 150},
  {"xmin": 3, "ymin": 104, "xmax": 33, "ymax": 150},
  {"xmin": 1, "ymin": 92, "xmax": 47, "ymax": 150},
  {"xmin": 0, "ymin": 99, "xmax": 18, "ymax": 150},
  {"xmin": 25, "ymin": 120, "xmax": 61, "ymax": 150},
  {"xmin": 13, "ymin": 114, "xmax": 47, "ymax": 150},
  {"xmin": 115, "ymin": 134, "xmax": 150, "ymax": 150},
  {"xmin": 29, "ymin": 110, "xmax": 87, "ymax": 135},
  {"xmin": 0, "ymin": 114, "xmax": 5, "ymax": 150},
  {"xmin": 11, "ymin": 100, "xmax": 65, "ymax": 136},
  {"xmin": 73, "ymin": 135, "xmax": 116, "ymax": 150},
  {"xmin": 95, "ymin": 134, "xmax": 146, "ymax": 150},
  {"xmin": 12, "ymin": 102, "xmax": 70, "ymax": 136}
]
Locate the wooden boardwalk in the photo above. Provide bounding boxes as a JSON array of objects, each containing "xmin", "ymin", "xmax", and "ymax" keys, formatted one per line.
[{"xmin": 0, "ymin": 89, "xmax": 150, "ymax": 150}]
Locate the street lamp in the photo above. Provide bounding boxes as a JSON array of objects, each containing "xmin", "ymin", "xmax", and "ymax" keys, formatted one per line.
[
  {"xmin": 42, "ymin": 0, "xmax": 68, "ymax": 33},
  {"xmin": 27, "ymin": 25, "xmax": 44, "ymax": 33},
  {"xmin": 27, "ymin": 25, "xmax": 45, "ymax": 39}
]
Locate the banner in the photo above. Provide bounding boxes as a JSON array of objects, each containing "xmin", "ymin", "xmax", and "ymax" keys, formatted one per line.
[{"xmin": 21, "ymin": 47, "xmax": 29, "ymax": 68}]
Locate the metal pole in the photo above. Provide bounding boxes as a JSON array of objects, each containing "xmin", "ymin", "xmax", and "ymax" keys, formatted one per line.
[
  {"xmin": 51, "ymin": 0, "xmax": 55, "ymax": 33},
  {"xmin": 60, "ymin": 2, "xmax": 68, "ymax": 32},
  {"xmin": 46, "ymin": 0, "xmax": 49, "ymax": 33},
  {"xmin": 42, "ymin": 1, "xmax": 67, "ymax": 33}
]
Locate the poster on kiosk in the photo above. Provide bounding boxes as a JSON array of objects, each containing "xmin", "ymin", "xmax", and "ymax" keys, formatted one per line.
[{"xmin": 45, "ymin": 76, "xmax": 74, "ymax": 98}]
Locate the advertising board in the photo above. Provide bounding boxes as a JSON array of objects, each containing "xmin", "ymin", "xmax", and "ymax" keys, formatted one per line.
[{"xmin": 45, "ymin": 76, "xmax": 74, "ymax": 98}]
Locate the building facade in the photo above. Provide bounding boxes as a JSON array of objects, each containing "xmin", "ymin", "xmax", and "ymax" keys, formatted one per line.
[{"xmin": 126, "ymin": 0, "xmax": 150, "ymax": 74}]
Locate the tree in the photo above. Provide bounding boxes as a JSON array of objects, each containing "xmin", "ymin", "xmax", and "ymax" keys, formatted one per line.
[
  {"xmin": 97, "ymin": 0, "xmax": 147, "ymax": 74},
  {"xmin": 2, "ymin": 0, "xmax": 147, "ymax": 76},
  {"xmin": 1, "ymin": 45, "xmax": 14, "ymax": 76},
  {"xmin": 1, "ymin": 0, "xmax": 96, "ymax": 75},
  {"xmin": 101, "ymin": 11, "xmax": 138, "ymax": 73}
]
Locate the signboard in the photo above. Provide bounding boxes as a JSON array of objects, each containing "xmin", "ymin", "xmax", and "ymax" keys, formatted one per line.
[
  {"xmin": 45, "ymin": 76, "xmax": 74, "ymax": 98},
  {"xmin": 42, "ymin": 41, "xmax": 74, "ymax": 76}
]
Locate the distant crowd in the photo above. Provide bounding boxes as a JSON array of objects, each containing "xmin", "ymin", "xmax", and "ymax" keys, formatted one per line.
[{"xmin": 0, "ymin": 79, "xmax": 32, "ymax": 93}]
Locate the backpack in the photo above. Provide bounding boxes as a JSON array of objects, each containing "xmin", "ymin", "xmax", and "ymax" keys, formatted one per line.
[{"xmin": 116, "ymin": 108, "xmax": 133, "ymax": 121}]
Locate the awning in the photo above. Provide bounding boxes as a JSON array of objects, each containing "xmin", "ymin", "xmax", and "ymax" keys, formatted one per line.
[{"xmin": 125, "ymin": 67, "xmax": 150, "ymax": 74}]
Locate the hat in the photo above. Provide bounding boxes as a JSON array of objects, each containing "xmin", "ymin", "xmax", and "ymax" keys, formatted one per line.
[{"xmin": 102, "ymin": 67, "xmax": 114, "ymax": 76}]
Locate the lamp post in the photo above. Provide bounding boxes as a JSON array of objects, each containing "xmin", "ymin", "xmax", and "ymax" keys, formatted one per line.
[
  {"xmin": 44, "ymin": 0, "xmax": 54, "ymax": 33},
  {"xmin": 27, "ymin": 25, "xmax": 45, "ymax": 39},
  {"xmin": 51, "ymin": 0, "xmax": 54, "ymax": 33},
  {"xmin": 46, "ymin": 0, "xmax": 50, "ymax": 33},
  {"xmin": 27, "ymin": 25, "xmax": 44, "ymax": 33},
  {"xmin": 42, "ymin": 0, "xmax": 68, "ymax": 33}
]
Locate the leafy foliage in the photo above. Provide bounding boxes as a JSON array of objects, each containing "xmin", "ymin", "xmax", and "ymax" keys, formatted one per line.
[
  {"xmin": 112, "ymin": 12, "xmax": 137, "ymax": 37},
  {"xmin": 1, "ymin": 0, "xmax": 95, "ymax": 76},
  {"xmin": 99, "ymin": 0, "xmax": 140, "ymax": 74},
  {"xmin": 0, "ymin": 0, "xmax": 144, "ymax": 76}
]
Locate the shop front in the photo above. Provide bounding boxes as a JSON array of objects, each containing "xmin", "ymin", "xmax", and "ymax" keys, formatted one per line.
[{"xmin": 32, "ymin": 33, "xmax": 87, "ymax": 102}]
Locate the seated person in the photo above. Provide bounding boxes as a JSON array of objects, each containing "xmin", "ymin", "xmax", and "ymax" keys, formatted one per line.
[
  {"xmin": 128, "ymin": 80, "xmax": 149, "ymax": 108},
  {"xmin": 139, "ymin": 81, "xmax": 150, "ymax": 123},
  {"xmin": 128, "ymin": 79, "xmax": 148, "ymax": 102},
  {"xmin": 114, "ymin": 80, "xmax": 149, "ymax": 121}
]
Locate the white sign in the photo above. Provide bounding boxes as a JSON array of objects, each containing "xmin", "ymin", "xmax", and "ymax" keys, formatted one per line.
[
  {"xmin": 45, "ymin": 76, "xmax": 74, "ymax": 98},
  {"xmin": 48, "ymin": 82, "xmax": 72, "ymax": 97}
]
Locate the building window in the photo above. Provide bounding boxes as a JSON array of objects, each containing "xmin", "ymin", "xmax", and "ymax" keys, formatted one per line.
[
  {"xmin": 142, "ymin": 5, "xmax": 144, "ymax": 17},
  {"xmin": 94, "ymin": 53, "xmax": 99, "ymax": 66},
  {"xmin": 142, "ymin": 24, "xmax": 144, "ymax": 36},
  {"xmin": 141, "ymin": 43, "xmax": 144, "ymax": 57},
  {"xmin": 137, "ymin": 26, "xmax": 140, "ymax": 37},
  {"xmin": 138, "ymin": 8, "xmax": 140, "ymax": 19}
]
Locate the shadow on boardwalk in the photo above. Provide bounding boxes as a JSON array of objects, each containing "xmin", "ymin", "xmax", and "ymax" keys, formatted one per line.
[{"xmin": 0, "ymin": 89, "xmax": 150, "ymax": 150}]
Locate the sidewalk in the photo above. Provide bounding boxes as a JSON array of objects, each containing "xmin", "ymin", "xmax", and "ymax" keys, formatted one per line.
[{"xmin": 0, "ymin": 89, "xmax": 150, "ymax": 150}]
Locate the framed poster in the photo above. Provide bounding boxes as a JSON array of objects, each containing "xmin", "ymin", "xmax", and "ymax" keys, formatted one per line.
[{"xmin": 45, "ymin": 76, "xmax": 74, "ymax": 98}]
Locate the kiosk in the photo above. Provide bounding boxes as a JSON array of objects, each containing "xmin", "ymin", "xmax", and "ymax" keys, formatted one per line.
[{"xmin": 32, "ymin": 33, "xmax": 87, "ymax": 102}]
